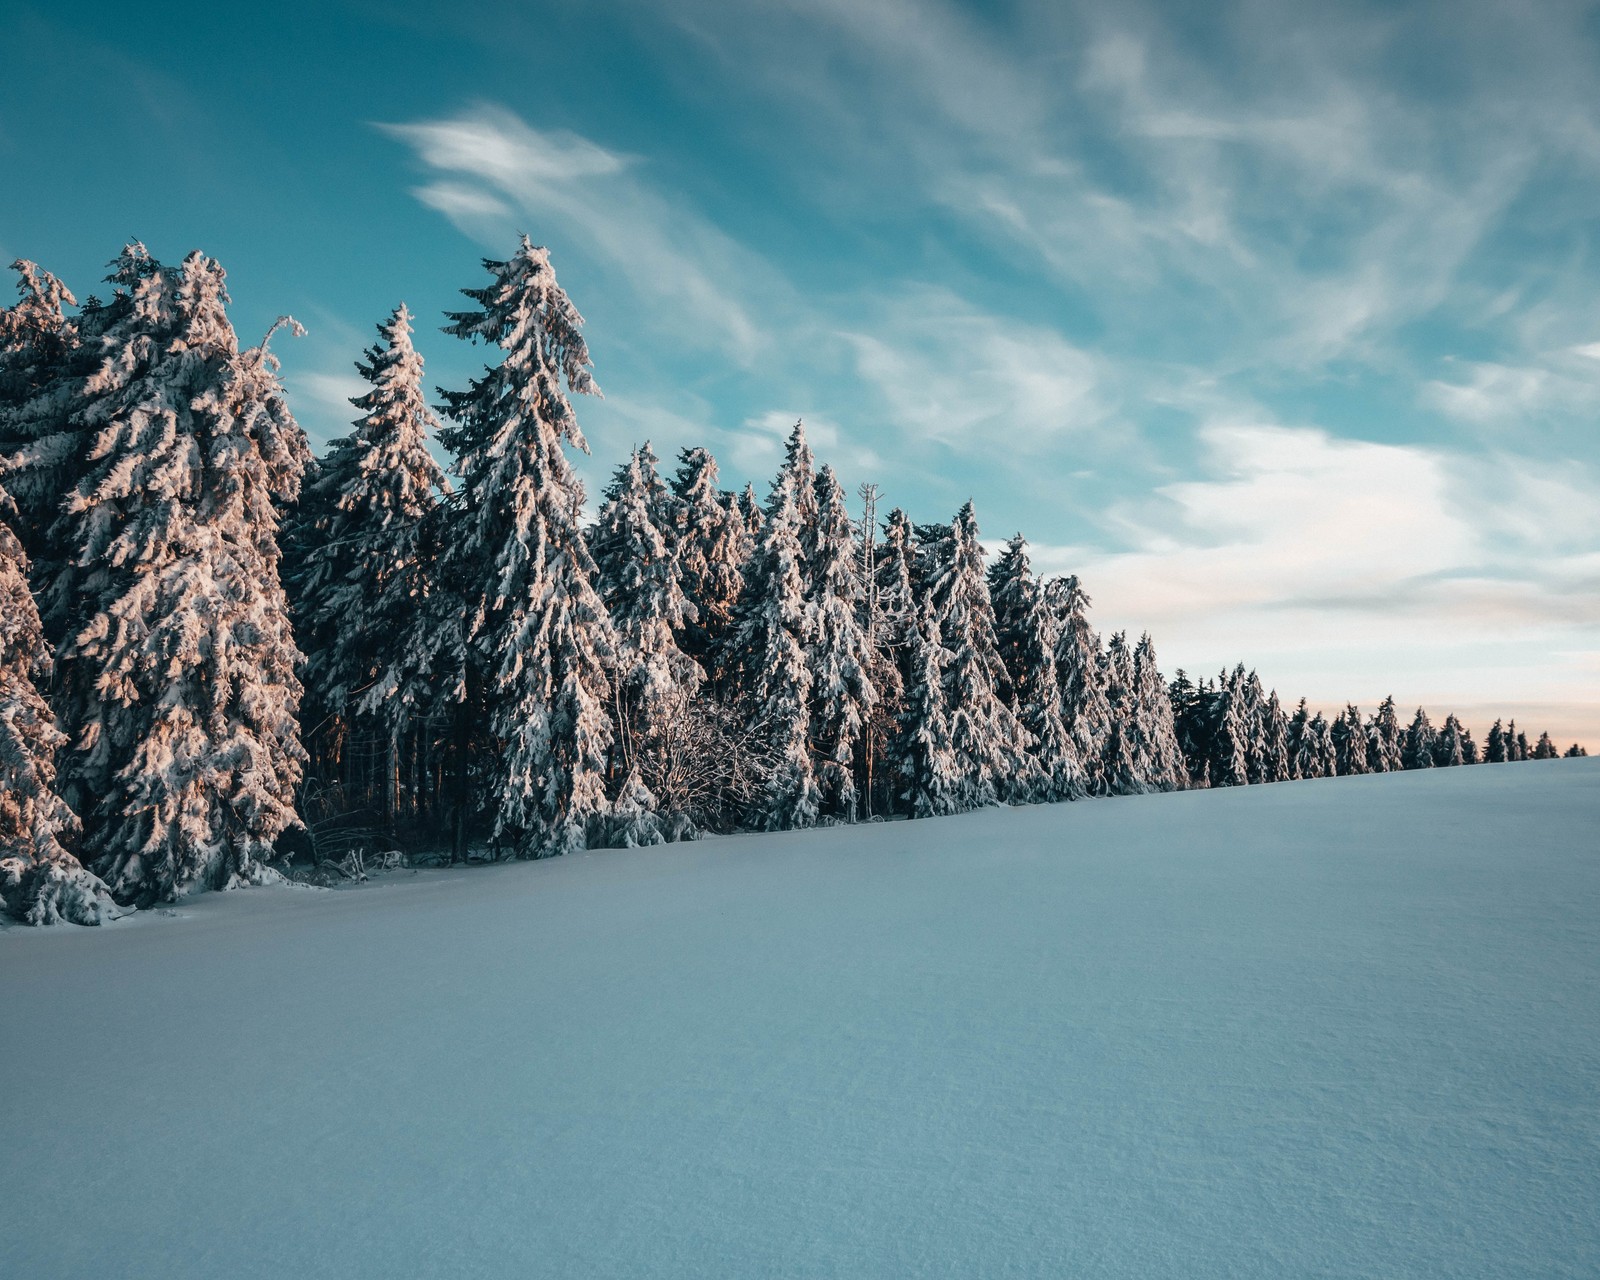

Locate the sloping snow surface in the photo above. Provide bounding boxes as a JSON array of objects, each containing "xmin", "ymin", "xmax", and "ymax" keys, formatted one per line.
[{"xmin": 4, "ymin": 761, "xmax": 1597, "ymax": 1277}]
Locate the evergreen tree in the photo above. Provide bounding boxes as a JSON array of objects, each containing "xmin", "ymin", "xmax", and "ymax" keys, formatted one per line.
[
  {"xmin": 434, "ymin": 237, "xmax": 615, "ymax": 858},
  {"xmin": 0, "ymin": 493, "xmax": 118, "ymax": 925},
  {"xmin": 732, "ymin": 430, "xmax": 819, "ymax": 830},
  {"xmin": 1485, "ymin": 718, "xmax": 1508, "ymax": 764},
  {"xmin": 54, "ymin": 247, "xmax": 308, "ymax": 904},
  {"xmin": 1514, "ymin": 729, "xmax": 1531, "ymax": 761},
  {"xmin": 1332, "ymin": 704, "xmax": 1368, "ymax": 776},
  {"xmin": 893, "ymin": 590, "xmax": 959, "ymax": 817},
  {"xmin": 1239, "ymin": 670, "xmax": 1269, "ymax": 784},
  {"xmin": 290, "ymin": 303, "xmax": 449, "ymax": 820},
  {"xmin": 1259, "ymin": 690, "xmax": 1291, "ymax": 783},
  {"xmin": 590, "ymin": 442, "xmax": 702, "ymax": 843},
  {"xmin": 1367, "ymin": 696, "xmax": 1405, "ymax": 773},
  {"xmin": 1288, "ymin": 697, "xmax": 1321, "ymax": 779},
  {"xmin": 1167, "ymin": 669, "xmax": 1211, "ymax": 787},
  {"xmin": 1050, "ymin": 575, "xmax": 1112, "ymax": 795},
  {"xmin": 670, "ymin": 447, "xmax": 745, "ymax": 690},
  {"xmin": 1564, "ymin": 743, "xmax": 1588, "ymax": 758},
  {"xmin": 1533, "ymin": 730, "xmax": 1558, "ymax": 760},
  {"xmin": 1207, "ymin": 666, "xmax": 1252, "ymax": 787},
  {"xmin": 987, "ymin": 533, "xmax": 1034, "ymax": 706},
  {"xmin": 806, "ymin": 466, "xmax": 875, "ymax": 820},
  {"xmin": 1309, "ymin": 711, "xmax": 1338, "ymax": 777},
  {"xmin": 1434, "ymin": 713, "xmax": 1466, "ymax": 768},
  {"xmin": 1403, "ymin": 707, "xmax": 1437, "ymax": 770},
  {"xmin": 923, "ymin": 503, "xmax": 1035, "ymax": 807},
  {"xmin": 1461, "ymin": 727, "xmax": 1480, "ymax": 765},
  {"xmin": 1099, "ymin": 631, "xmax": 1143, "ymax": 795},
  {"xmin": 1506, "ymin": 719, "xmax": 1523, "ymax": 761}
]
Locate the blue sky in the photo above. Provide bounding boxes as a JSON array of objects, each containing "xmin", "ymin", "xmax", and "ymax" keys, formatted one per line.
[{"xmin": 4, "ymin": 0, "xmax": 1598, "ymax": 746}]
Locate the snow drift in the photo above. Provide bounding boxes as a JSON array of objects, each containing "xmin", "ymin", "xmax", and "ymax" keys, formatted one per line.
[{"xmin": 3, "ymin": 760, "xmax": 1596, "ymax": 1278}]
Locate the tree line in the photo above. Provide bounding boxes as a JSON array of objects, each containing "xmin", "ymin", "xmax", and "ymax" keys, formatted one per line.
[{"xmin": 0, "ymin": 238, "xmax": 1584, "ymax": 926}]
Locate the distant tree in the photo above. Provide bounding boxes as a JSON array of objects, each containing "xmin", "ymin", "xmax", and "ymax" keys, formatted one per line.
[
  {"xmin": 1332, "ymin": 704, "xmax": 1368, "ymax": 776},
  {"xmin": 806, "ymin": 465, "xmax": 875, "ymax": 820},
  {"xmin": 1099, "ymin": 631, "xmax": 1143, "ymax": 795},
  {"xmin": 1564, "ymin": 743, "xmax": 1588, "ymax": 758},
  {"xmin": 1485, "ymin": 718, "xmax": 1508, "ymax": 764},
  {"xmin": 732, "ymin": 423, "xmax": 819, "ymax": 830},
  {"xmin": 893, "ymin": 590, "xmax": 959, "ymax": 817},
  {"xmin": 1403, "ymin": 708, "xmax": 1437, "ymax": 770},
  {"xmin": 1051, "ymin": 575, "xmax": 1112, "ymax": 795},
  {"xmin": 1132, "ymin": 634, "xmax": 1185, "ymax": 792},
  {"xmin": 1367, "ymin": 696, "xmax": 1405, "ymax": 773},
  {"xmin": 670, "ymin": 447, "xmax": 745, "ymax": 691},
  {"xmin": 1434, "ymin": 713, "xmax": 1466, "ymax": 768},
  {"xmin": 1533, "ymin": 730, "xmax": 1558, "ymax": 760},
  {"xmin": 1259, "ymin": 690, "xmax": 1291, "ymax": 783}
]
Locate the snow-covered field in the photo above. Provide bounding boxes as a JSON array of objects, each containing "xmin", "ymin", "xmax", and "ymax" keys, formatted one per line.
[{"xmin": 4, "ymin": 761, "xmax": 1597, "ymax": 1278}]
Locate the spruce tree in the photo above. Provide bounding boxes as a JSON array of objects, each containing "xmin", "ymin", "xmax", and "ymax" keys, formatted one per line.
[
  {"xmin": 1403, "ymin": 707, "xmax": 1436, "ymax": 770},
  {"xmin": 1367, "ymin": 696, "xmax": 1405, "ymax": 773},
  {"xmin": 1485, "ymin": 718, "xmax": 1508, "ymax": 764},
  {"xmin": 54, "ymin": 247, "xmax": 308, "ymax": 904},
  {"xmin": 1514, "ymin": 728, "xmax": 1531, "ymax": 761},
  {"xmin": 1129, "ymin": 635, "xmax": 1185, "ymax": 792},
  {"xmin": 1100, "ymin": 631, "xmax": 1143, "ymax": 795},
  {"xmin": 893, "ymin": 590, "xmax": 959, "ymax": 817},
  {"xmin": 1288, "ymin": 697, "xmax": 1319, "ymax": 779},
  {"xmin": 1332, "ymin": 704, "xmax": 1368, "ymax": 776},
  {"xmin": 0, "ymin": 494, "xmax": 118, "ymax": 925},
  {"xmin": 1207, "ymin": 666, "xmax": 1251, "ymax": 787},
  {"xmin": 435, "ymin": 237, "xmax": 615, "ymax": 858},
  {"xmin": 590, "ymin": 442, "xmax": 702, "ymax": 842},
  {"xmin": 1260, "ymin": 690, "xmax": 1291, "ymax": 784},
  {"xmin": 1533, "ymin": 730, "xmax": 1557, "ymax": 760},
  {"xmin": 987, "ymin": 533, "xmax": 1034, "ymax": 706},
  {"xmin": 290, "ymin": 303, "xmax": 449, "ymax": 820},
  {"xmin": 732, "ymin": 430, "xmax": 819, "ymax": 830},
  {"xmin": 1434, "ymin": 713, "xmax": 1466, "ymax": 768},
  {"xmin": 924, "ymin": 502, "xmax": 1034, "ymax": 807},
  {"xmin": 670, "ymin": 446, "xmax": 745, "ymax": 690},
  {"xmin": 1050, "ymin": 575, "xmax": 1112, "ymax": 795},
  {"xmin": 806, "ymin": 466, "xmax": 875, "ymax": 820}
]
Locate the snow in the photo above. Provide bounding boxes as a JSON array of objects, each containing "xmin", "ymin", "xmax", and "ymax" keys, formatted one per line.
[{"xmin": 4, "ymin": 761, "xmax": 1598, "ymax": 1278}]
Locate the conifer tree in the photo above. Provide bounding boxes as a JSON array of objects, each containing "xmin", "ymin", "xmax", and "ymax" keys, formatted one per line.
[
  {"xmin": 1434, "ymin": 713, "xmax": 1467, "ymax": 768},
  {"xmin": 923, "ymin": 502, "xmax": 1035, "ymax": 807},
  {"xmin": 1514, "ymin": 728, "xmax": 1531, "ymax": 761},
  {"xmin": 1330, "ymin": 704, "xmax": 1367, "ymax": 775},
  {"xmin": 987, "ymin": 533, "xmax": 1034, "ymax": 706},
  {"xmin": 1050, "ymin": 575, "xmax": 1112, "ymax": 795},
  {"xmin": 670, "ymin": 446, "xmax": 745, "ymax": 690},
  {"xmin": 806, "ymin": 466, "xmax": 875, "ymax": 820},
  {"xmin": 1167, "ymin": 670, "xmax": 1211, "ymax": 787},
  {"xmin": 1533, "ymin": 730, "xmax": 1558, "ymax": 760},
  {"xmin": 1240, "ymin": 670, "xmax": 1270, "ymax": 784},
  {"xmin": 53, "ymin": 246, "xmax": 308, "ymax": 904},
  {"xmin": 434, "ymin": 237, "xmax": 615, "ymax": 858},
  {"xmin": 1206, "ymin": 666, "xmax": 1252, "ymax": 787},
  {"xmin": 591, "ymin": 443, "xmax": 702, "ymax": 842},
  {"xmin": 1288, "ymin": 697, "xmax": 1320, "ymax": 779},
  {"xmin": 1367, "ymin": 696, "xmax": 1405, "ymax": 773},
  {"xmin": 0, "ymin": 494, "xmax": 118, "ymax": 925},
  {"xmin": 1099, "ymin": 631, "xmax": 1143, "ymax": 795},
  {"xmin": 1403, "ymin": 707, "xmax": 1437, "ymax": 770},
  {"xmin": 732, "ymin": 430, "xmax": 819, "ymax": 830},
  {"xmin": 1260, "ymin": 690, "xmax": 1291, "ymax": 784},
  {"xmin": 1485, "ymin": 718, "xmax": 1508, "ymax": 764},
  {"xmin": 291, "ymin": 303, "xmax": 449, "ymax": 819},
  {"xmin": 893, "ymin": 590, "xmax": 959, "ymax": 818}
]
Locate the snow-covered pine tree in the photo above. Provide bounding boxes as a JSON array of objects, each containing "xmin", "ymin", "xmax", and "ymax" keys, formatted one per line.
[
  {"xmin": 987, "ymin": 533, "xmax": 1034, "ymax": 707},
  {"xmin": 1434, "ymin": 713, "xmax": 1466, "ymax": 767},
  {"xmin": 1461, "ymin": 726, "xmax": 1480, "ymax": 764},
  {"xmin": 670, "ymin": 446, "xmax": 745, "ymax": 691},
  {"xmin": 869, "ymin": 506, "xmax": 917, "ymax": 811},
  {"xmin": 1533, "ymin": 730, "xmax": 1558, "ymax": 760},
  {"xmin": 1049, "ymin": 574, "xmax": 1112, "ymax": 795},
  {"xmin": 1260, "ymin": 689, "xmax": 1291, "ymax": 784},
  {"xmin": 893, "ymin": 589, "xmax": 960, "ymax": 818},
  {"xmin": 1403, "ymin": 707, "xmax": 1436, "ymax": 770},
  {"xmin": 1331, "ymin": 704, "xmax": 1368, "ymax": 776},
  {"xmin": 1367, "ymin": 696, "xmax": 1405, "ymax": 773},
  {"xmin": 983, "ymin": 533, "xmax": 1081, "ymax": 801},
  {"xmin": 1167, "ymin": 670, "xmax": 1212, "ymax": 787},
  {"xmin": 290, "ymin": 303, "xmax": 450, "ymax": 821},
  {"xmin": 1485, "ymin": 719, "xmax": 1507, "ymax": 763},
  {"xmin": 1205, "ymin": 666, "xmax": 1251, "ymax": 787},
  {"xmin": 1514, "ymin": 728, "xmax": 1531, "ymax": 761},
  {"xmin": 0, "ymin": 492, "xmax": 118, "ymax": 925},
  {"xmin": 54, "ymin": 247, "xmax": 308, "ymax": 905},
  {"xmin": 1239, "ymin": 670, "xmax": 1270, "ymax": 784},
  {"xmin": 736, "ymin": 482, "xmax": 764, "ymax": 548},
  {"xmin": 1288, "ymin": 697, "xmax": 1320, "ymax": 779},
  {"xmin": 1563, "ymin": 743, "xmax": 1588, "ymax": 758},
  {"xmin": 1130, "ymin": 634, "xmax": 1185, "ymax": 792},
  {"xmin": 590, "ymin": 442, "xmax": 702, "ymax": 844},
  {"xmin": 806, "ymin": 466, "xmax": 875, "ymax": 820},
  {"xmin": 1309, "ymin": 711, "xmax": 1338, "ymax": 777},
  {"xmin": 1099, "ymin": 631, "xmax": 1144, "ymax": 795},
  {"xmin": 435, "ymin": 237, "xmax": 615, "ymax": 858},
  {"xmin": 0, "ymin": 258, "xmax": 112, "ymax": 641},
  {"xmin": 923, "ymin": 502, "xmax": 1035, "ymax": 807},
  {"xmin": 731, "ymin": 434, "xmax": 819, "ymax": 830}
]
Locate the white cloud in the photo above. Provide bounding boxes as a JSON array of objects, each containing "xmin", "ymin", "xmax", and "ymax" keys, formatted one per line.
[{"xmin": 382, "ymin": 105, "xmax": 775, "ymax": 363}]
